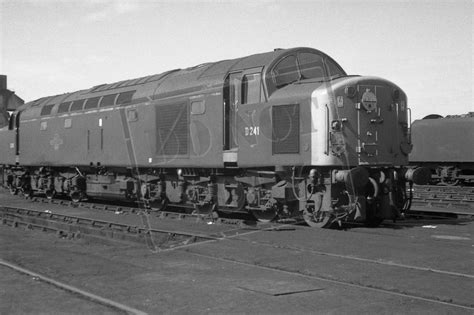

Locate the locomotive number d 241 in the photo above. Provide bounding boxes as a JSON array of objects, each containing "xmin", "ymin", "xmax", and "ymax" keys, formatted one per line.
[{"xmin": 245, "ymin": 126, "xmax": 260, "ymax": 136}]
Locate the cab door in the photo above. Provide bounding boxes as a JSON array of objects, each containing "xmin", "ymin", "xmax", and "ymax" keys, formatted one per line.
[
  {"xmin": 223, "ymin": 72, "xmax": 241, "ymax": 166},
  {"xmin": 223, "ymin": 72, "xmax": 241, "ymax": 152},
  {"xmin": 0, "ymin": 112, "xmax": 18, "ymax": 165},
  {"xmin": 15, "ymin": 111, "xmax": 22, "ymax": 157},
  {"xmin": 223, "ymin": 68, "xmax": 264, "ymax": 166}
]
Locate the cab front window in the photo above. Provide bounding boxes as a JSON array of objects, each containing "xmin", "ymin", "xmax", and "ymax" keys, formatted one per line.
[
  {"xmin": 272, "ymin": 55, "xmax": 299, "ymax": 88},
  {"xmin": 297, "ymin": 52, "xmax": 345, "ymax": 81},
  {"xmin": 298, "ymin": 52, "xmax": 325, "ymax": 80},
  {"xmin": 270, "ymin": 51, "xmax": 346, "ymax": 92}
]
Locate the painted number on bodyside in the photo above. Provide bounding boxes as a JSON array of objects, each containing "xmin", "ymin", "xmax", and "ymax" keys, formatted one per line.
[{"xmin": 245, "ymin": 126, "xmax": 260, "ymax": 136}]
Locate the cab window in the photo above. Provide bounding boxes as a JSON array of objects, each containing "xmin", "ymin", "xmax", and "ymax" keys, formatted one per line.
[
  {"xmin": 270, "ymin": 52, "xmax": 346, "ymax": 92},
  {"xmin": 297, "ymin": 53, "xmax": 325, "ymax": 80},
  {"xmin": 8, "ymin": 113, "xmax": 15, "ymax": 130},
  {"xmin": 241, "ymin": 73, "xmax": 261, "ymax": 104},
  {"xmin": 272, "ymin": 55, "xmax": 299, "ymax": 88},
  {"xmin": 325, "ymin": 58, "xmax": 345, "ymax": 79}
]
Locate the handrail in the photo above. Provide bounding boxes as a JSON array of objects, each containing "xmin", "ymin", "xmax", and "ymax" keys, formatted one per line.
[
  {"xmin": 408, "ymin": 107, "xmax": 412, "ymax": 143},
  {"xmin": 325, "ymin": 104, "xmax": 330, "ymax": 155}
]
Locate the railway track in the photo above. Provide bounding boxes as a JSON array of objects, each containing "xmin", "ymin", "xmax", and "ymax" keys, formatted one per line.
[
  {"xmin": 0, "ymin": 200, "xmax": 299, "ymax": 252},
  {"xmin": 1, "ymin": 187, "xmax": 471, "ymax": 239},
  {"xmin": 20, "ymin": 191, "xmax": 302, "ymax": 228},
  {"xmin": 0, "ymin": 206, "xmax": 221, "ymax": 251},
  {"xmin": 410, "ymin": 185, "xmax": 474, "ymax": 215},
  {"xmin": 2, "ymin": 199, "xmax": 472, "ymax": 311},
  {"xmin": 188, "ymin": 250, "xmax": 473, "ymax": 310},
  {"xmin": 0, "ymin": 260, "xmax": 146, "ymax": 315},
  {"xmin": 2, "ymin": 190, "xmax": 472, "ymax": 312}
]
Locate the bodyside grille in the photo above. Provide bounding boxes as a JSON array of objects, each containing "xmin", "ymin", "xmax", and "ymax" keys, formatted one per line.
[
  {"xmin": 156, "ymin": 103, "xmax": 189, "ymax": 156},
  {"xmin": 272, "ymin": 104, "xmax": 299, "ymax": 154}
]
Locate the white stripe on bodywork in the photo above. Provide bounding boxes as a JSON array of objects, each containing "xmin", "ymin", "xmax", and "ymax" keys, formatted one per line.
[{"xmin": 311, "ymin": 89, "xmax": 332, "ymax": 166}]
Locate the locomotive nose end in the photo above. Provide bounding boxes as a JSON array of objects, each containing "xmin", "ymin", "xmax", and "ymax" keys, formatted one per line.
[{"xmin": 404, "ymin": 167, "xmax": 431, "ymax": 185}]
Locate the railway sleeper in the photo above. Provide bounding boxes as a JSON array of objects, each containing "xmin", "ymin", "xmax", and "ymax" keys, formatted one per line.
[{"xmin": 0, "ymin": 207, "xmax": 217, "ymax": 248}]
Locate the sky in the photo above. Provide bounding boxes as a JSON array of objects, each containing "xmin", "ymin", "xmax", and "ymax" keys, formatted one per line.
[{"xmin": 0, "ymin": 0, "xmax": 472, "ymax": 120}]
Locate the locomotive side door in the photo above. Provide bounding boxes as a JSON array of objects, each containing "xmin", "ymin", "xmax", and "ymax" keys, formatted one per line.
[
  {"xmin": 223, "ymin": 72, "xmax": 241, "ymax": 165},
  {"xmin": 223, "ymin": 72, "xmax": 241, "ymax": 151},
  {"xmin": 223, "ymin": 68, "xmax": 263, "ymax": 166},
  {"xmin": 15, "ymin": 110, "xmax": 22, "ymax": 157}
]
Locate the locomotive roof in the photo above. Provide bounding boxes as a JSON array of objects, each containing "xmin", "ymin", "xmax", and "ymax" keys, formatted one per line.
[{"xmin": 18, "ymin": 47, "xmax": 342, "ymax": 117}]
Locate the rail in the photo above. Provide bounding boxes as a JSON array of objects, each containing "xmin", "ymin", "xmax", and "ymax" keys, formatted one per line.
[
  {"xmin": 0, "ymin": 206, "xmax": 218, "ymax": 250},
  {"xmin": 408, "ymin": 185, "xmax": 474, "ymax": 216}
]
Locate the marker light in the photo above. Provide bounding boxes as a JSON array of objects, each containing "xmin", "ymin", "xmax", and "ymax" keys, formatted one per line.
[
  {"xmin": 392, "ymin": 89, "xmax": 400, "ymax": 101},
  {"xmin": 344, "ymin": 86, "xmax": 357, "ymax": 98}
]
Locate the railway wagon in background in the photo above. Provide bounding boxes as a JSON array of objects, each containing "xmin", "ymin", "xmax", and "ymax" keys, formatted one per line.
[
  {"xmin": 0, "ymin": 75, "xmax": 24, "ymax": 187},
  {"xmin": 410, "ymin": 113, "xmax": 474, "ymax": 185},
  {"xmin": 0, "ymin": 47, "xmax": 429, "ymax": 227}
]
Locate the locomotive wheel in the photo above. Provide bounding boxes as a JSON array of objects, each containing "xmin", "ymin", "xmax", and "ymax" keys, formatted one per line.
[
  {"xmin": 365, "ymin": 217, "xmax": 384, "ymax": 227},
  {"xmin": 149, "ymin": 198, "xmax": 168, "ymax": 211},
  {"xmin": 303, "ymin": 209, "xmax": 333, "ymax": 228},
  {"xmin": 45, "ymin": 190, "xmax": 56, "ymax": 200},
  {"xmin": 365, "ymin": 202, "xmax": 384, "ymax": 227},
  {"xmin": 194, "ymin": 203, "xmax": 217, "ymax": 215},
  {"xmin": 22, "ymin": 187, "xmax": 34, "ymax": 199},
  {"xmin": 70, "ymin": 191, "xmax": 83, "ymax": 203},
  {"xmin": 250, "ymin": 209, "xmax": 278, "ymax": 223}
]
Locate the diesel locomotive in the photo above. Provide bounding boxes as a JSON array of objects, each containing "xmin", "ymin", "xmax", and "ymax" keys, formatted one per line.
[
  {"xmin": 410, "ymin": 113, "xmax": 474, "ymax": 185},
  {"xmin": 0, "ymin": 47, "xmax": 429, "ymax": 227}
]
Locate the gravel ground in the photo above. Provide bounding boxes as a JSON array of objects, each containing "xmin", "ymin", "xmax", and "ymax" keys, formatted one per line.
[
  {"xmin": 0, "ymin": 262, "xmax": 124, "ymax": 314},
  {"xmin": 0, "ymin": 192, "xmax": 473, "ymax": 314}
]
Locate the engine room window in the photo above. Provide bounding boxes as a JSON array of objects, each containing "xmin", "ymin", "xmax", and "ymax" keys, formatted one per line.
[
  {"xmin": 100, "ymin": 94, "xmax": 117, "ymax": 107},
  {"xmin": 297, "ymin": 53, "xmax": 325, "ymax": 80},
  {"xmin": 40, "ymin": 104, "xmax": 54, "ymax": 116},
  {"xmin": 272, "ymin": 55, "xmax": 299, "ymax": 88},
  {"xmin": 84, "ymin": 97, "xmax": 101, "ymax": 109},
  {"xmin": 241, "ymin": 73, "xmax": 261, "ymax": 104},
  {"xmin": 58, "ymin": 102, "xmax": 71, "ymax": 114},
  {"xmin": 70, "ymin": 99, "xmax": 85, "ymax": 112},
  {"xmin": 116, "ymin": 90, "xmax": 135, "ymax": 105}
]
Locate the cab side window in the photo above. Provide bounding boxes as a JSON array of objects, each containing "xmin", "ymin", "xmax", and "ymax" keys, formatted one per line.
[
  {"xmin": 241, "ymin": 73, "xmax": 261, "ymax": 104},
  {"xmin": 8, "ymin": 113, "xmax": 15, "ymax": 130}
]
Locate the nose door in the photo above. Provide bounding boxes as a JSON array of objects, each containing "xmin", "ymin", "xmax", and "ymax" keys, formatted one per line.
[{"xmin": 356, "ymin": 84, "xmax": 401, "ymax": 165}]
